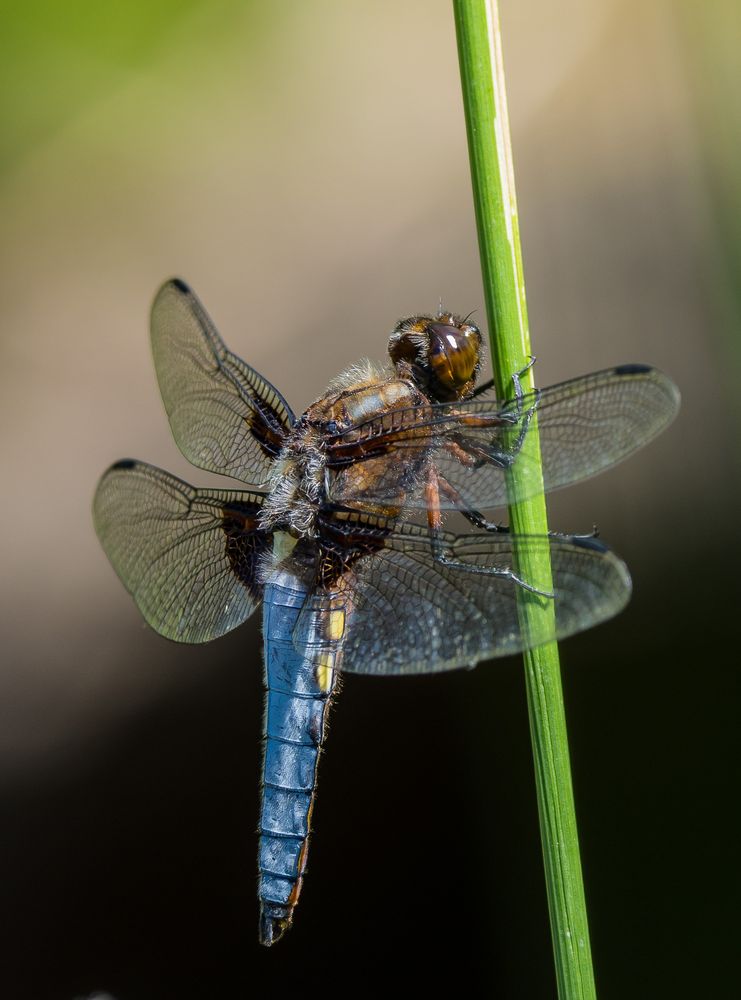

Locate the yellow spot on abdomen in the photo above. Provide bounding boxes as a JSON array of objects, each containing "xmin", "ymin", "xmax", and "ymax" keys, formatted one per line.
[
  {"xmin": 326, "ymin": 608, "xmax": 345, "ymax": 641},
  {"xmin": 316, "ymin": 652, "xmax": 335, "ymax": 693}
]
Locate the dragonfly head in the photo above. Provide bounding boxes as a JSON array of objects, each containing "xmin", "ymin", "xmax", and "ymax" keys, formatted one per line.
[{"xmin": 388, "ymin": 313, "xmax": 483, "ymax": 401}]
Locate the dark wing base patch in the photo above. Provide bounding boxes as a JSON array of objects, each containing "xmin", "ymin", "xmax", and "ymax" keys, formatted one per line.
[
  {"xmin": 94, "ymin": 460, "xmax": 272, "ymax": 643},
  {"xmin": 151, "ymin": 279, "xmax": 296, "ymax": 486}
]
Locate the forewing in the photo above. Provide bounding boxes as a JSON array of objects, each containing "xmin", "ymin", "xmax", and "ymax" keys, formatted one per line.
[
  {"xmin": 93, "ymin": 460, "xmax": 271, "ymax": 643},
  {"xmin": 151, "ymin": 279, "xmax": 295, "ymax": 486},
  {"xmin": 299, "ymin": 527, "xmax": 631, "ymax": 675},
  {"xmin": 326, "ymin": 365, "xmax": 680, "ymax": 511}
]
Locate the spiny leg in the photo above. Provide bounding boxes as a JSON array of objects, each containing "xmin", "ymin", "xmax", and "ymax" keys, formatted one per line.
[
  {"xmin": 510, "ymin": 354, "xmax": 536, "ymax": 404},
  {"xmin": 439, "ymin": 463, "xmax": 599, "ymax": 555},
  {"xmin": 437, "ymin": 473, "xmax": 506, "ymax": 532},
  {"xmin": 470, "ymin": 354, "xmax": 536, "ymax": 400},
  {"xmin": 448, "ymin": 363, "xmax": 541, "ymax": 471},
  {"xmin": 425, "ymin": 467, "xmax": 553, "ymax": 598},
  {"xmin": 441, "ymin": 397, "xmax": 534, "ymax": 471},
  {"xmin": 438, "ymin": 471, "xmax": 596, "ymax": 543}
]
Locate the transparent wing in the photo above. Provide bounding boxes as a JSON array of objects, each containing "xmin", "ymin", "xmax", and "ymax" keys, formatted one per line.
[
  {"xmin": 93, "ymin": 460, "xmax": 271, "ymax": 643},
  {"xmin": 326, "ymin": 365, "xmax": 680, "ymax": 512},
  {"xmin": 151, "ymin": 279, "xmax": 295, "ymax": 486},
  {"xmin": 296, "ymin": 526, "xmax": 631, "ymax": 675}
]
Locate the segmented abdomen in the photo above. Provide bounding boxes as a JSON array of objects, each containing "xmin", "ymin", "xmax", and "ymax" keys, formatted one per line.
[{"xmin": 258, "ymin": 570, "xmax": 343, "ymax": 946}]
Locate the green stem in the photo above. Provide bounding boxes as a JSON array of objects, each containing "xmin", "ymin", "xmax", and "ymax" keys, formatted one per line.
[{"xmin": 452, "ymin": 3, "xmax": 597, "ymax": 997}]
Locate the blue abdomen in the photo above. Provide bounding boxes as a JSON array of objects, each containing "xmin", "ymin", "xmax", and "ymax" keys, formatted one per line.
[{"xmin": 258, "ymin": 569, "xmax": 341, "ymax": 946}]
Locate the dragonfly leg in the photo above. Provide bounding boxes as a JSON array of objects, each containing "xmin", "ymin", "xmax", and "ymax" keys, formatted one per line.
[
  {"xmin": 491, "ymin": 379, "xmax": 540, "ymax": 462},
  {"xmin": 425, "ymin": 465, "xmax": 444, "ymax": 533},
  {"xmin": 447, "ymin": 358, "xmax": 540, "ymax": 476},
  {"xmin": 470, "ymin": 376, "xmax": 495, "ymax": 399},
  {"xmin": 438, "ymin": 466, "xmax": 596, "ymax": 544},
  {"xmin": 510, "ymin": 354, "xmax": 536, "ymax": 407},
  {"xmin": 425, "ymin": 468, "xmax": 553, "ymax": 598},
  {"xmin": 437, "ymin": 473, "xmax": 506, "ymax": 532},
  {"xmin": 432, "ymin": 540, "xmax": 555, "ymax": 597},
  {"xmin": 488, "ymin": 356, "xmax": 539, "ymax": 451},
  {"xmin": 445, "ymin": 394, "xmax": 536, "ymax": 470},
  {"xmin": 447, "ymin": 366, "xmax": 540, "ymax": 472},
  {"xmin": 548, "ymin": 524, "xmax": 600, "ymax": 541},
  {"xmin": 469, "ymin": 355, "xmax": 536, "ymax": 400}
]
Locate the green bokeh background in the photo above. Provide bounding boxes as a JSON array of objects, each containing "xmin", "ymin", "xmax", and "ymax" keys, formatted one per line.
[{"xmin": 1, "ymin": 2, "xmax": 739, "ymax": 997}]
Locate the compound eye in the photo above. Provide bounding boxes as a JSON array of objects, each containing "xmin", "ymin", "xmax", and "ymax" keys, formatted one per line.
[{"xmin": 428, "ymin": 323, "xmax": 481, "ymax": 392}]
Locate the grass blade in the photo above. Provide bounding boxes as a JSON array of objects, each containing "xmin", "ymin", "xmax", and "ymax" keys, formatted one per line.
[{"xmin": 452, "ymin": 2, "xmax": 598, "ymax": 996}]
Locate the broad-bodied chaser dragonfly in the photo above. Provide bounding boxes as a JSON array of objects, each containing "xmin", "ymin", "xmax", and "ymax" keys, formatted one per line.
[{"xmin": 93, "ymin": 279, "xmax": 679, "ymax": 945}]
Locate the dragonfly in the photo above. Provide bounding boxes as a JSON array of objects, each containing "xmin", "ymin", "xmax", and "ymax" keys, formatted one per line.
[{"xmin": 93, "ymin": 279, "xmax": 680, "ymax": 945}]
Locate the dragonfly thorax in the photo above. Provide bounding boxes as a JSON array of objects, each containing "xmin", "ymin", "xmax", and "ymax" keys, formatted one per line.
[
  {"xmin": 258, "ymin": 362, "xmax": 435, "ymax": 538},
  {"xmin": 259, "ymin": 443, "xmax": 326, "ymax": 539}
]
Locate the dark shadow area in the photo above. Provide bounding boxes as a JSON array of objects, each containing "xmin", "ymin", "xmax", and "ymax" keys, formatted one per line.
[{"xmin": 1, "ymin": 543, "xmax": 738, "ymax": 999}]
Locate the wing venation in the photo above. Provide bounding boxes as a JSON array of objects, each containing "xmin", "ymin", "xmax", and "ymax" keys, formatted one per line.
[
  {"xmin": 297, "ymin": 527, "xmax": 631, "ymax": 675},
  {"xmin": 93, "ymin": 459, "xmax": 271, "ymax": 643},
  {"xmin": 151, "ymin": 279, "xmax": 295, "ymax": 486},
  {"xmin": 325, "ymin": 365, "xmax": 680, "ymax": 512}
]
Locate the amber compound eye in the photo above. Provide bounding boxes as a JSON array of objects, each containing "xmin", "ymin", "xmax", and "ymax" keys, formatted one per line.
[
  {"xmin": 426, "ymin": 321, "xmax": 482, "ymax": 400},
  {"xmin": 388, "ymin": 314, "xmax": 483, "ymax": 401}
]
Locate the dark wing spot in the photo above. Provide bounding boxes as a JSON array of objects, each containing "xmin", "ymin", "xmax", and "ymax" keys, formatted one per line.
[
  {"xmin": 571, "ymin": 534, "xmax": 609, "ymax": 554},
  {"xmin": 170, "ymin": 277, "xmax": 191, "ymax": 294},
  {"xmin": 111, "ymin": 458, "xmax": 137, "ymax": 470},
  {"xmin": 614, "ymin": 363, "xmax": 652, "ymax": 376},
  {"xmin": 221, "ymin": 500, "xmax": 273, "ymax": 602}
]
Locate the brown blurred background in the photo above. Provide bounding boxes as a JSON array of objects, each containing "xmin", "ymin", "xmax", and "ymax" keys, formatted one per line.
[{"xmin": 1, "ymin": 1, "xmax": 739, "ymax": 997}]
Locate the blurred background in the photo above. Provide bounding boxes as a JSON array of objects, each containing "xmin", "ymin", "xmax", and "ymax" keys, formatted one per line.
[{"xmin": 1, "ymin": 0, "xmax": 739, "ymax": 996}]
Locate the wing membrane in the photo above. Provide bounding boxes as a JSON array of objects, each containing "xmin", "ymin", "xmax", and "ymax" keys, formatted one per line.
[
  {"xmin": 297, "ymin": 525, "xmax": 631, "ymax": 675},
  {"xmin": 326, "ymin": 365, "xmax": 680, "ymax": 511},
  {"xmin": 93, "ymin": 460, "xmax": 271, "ymax": 643},
  {"xmin": 151, "ymin": 279, "xmax": 295, "ymax": 486}
]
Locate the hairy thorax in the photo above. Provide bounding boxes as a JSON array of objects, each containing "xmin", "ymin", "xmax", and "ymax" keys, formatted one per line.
[{"xmin": 259, "ymin": 360, "xmax": 430, "ymax": 539}]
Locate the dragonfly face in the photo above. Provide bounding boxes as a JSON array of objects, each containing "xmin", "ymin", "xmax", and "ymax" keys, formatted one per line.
[
  {"xmin": 388, "ymin": 312, "xmax": 483, "ymax": 401},
  {"xmin": 93, "ymin": 279, "xmax": 680, "ymax": 943}
]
